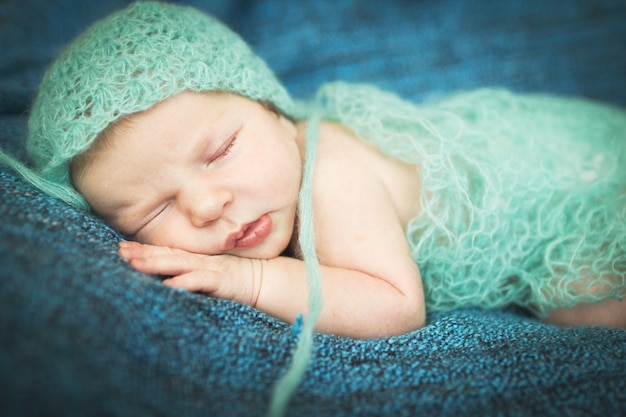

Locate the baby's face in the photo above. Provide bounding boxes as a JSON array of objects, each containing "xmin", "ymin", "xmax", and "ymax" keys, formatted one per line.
[{"xmin": 75, "ymin": 92, "xmax": 304, "ymax": 259}]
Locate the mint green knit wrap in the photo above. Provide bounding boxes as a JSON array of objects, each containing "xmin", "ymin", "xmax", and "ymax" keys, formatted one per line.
[
  {"xmin": 26, "ymin": 1, "xmax": 294, "ymax": 209},
  {"xmin": 308, "ymin": 82, "xmax": 626, "ymax": 316}
]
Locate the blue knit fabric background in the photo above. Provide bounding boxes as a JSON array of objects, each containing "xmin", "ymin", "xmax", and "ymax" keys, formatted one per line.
[{"xmin": 1, "ymin": 1, "xmax": 625, "ymax": 416}]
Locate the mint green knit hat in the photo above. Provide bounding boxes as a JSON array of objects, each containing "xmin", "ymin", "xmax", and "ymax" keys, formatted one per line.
[{"xmin": 26, "ymin": 1, "xmax": 294, "ymax": 210}]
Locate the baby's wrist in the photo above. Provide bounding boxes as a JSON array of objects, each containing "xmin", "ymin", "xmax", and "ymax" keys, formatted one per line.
[{"xmin": 249, "ymin": 258, "xmax": 265, "ymax": 308}]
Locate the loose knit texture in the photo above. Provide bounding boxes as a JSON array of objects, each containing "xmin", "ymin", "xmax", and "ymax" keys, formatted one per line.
[{"xmin": 309, "ymin": 82, "xmax": 626, "ymax": 315}]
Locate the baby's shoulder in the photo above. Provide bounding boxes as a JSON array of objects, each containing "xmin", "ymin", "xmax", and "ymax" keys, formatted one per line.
[
  {"xmin": 303, "ymin": 121, "xmax": 379, "ymax": 199},
  {"xmin": 309, "ymin": 121, "xmax": 422, "ymax": 229},
  {"xmin": 314, "ymin": 121, "xmax": 382, "ymax": 167}
]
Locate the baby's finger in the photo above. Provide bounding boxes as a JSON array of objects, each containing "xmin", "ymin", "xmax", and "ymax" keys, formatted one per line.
[
  {"xmin": 163, "ymin": 271, "xmax": 221, "ymax": 294},
  {"xmin": 118, "ymin": 241, "xmax": 181, "ymax": 260},
  {"xmin": 128, "ymin": 252, "xmax": 208, "ymax": 276}
]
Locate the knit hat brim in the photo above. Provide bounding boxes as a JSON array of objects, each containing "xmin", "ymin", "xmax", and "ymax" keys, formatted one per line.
[{"xmin": 27, "ymin": 1, "xmax": 294, "ymax": 209}]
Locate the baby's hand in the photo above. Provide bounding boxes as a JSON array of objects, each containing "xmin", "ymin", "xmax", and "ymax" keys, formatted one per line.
[{"xmin": 118, "ymin": 241, "xmax": 264, "ymax": 307}]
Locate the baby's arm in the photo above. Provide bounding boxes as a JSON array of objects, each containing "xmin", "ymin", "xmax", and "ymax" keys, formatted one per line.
[
  {"xmin": 257, "ymin": 256, "xmax": 425, "ymax": 338},
  {"xmin": 118, "ymin": 243, "xmax": 424, "ymax": 338}
]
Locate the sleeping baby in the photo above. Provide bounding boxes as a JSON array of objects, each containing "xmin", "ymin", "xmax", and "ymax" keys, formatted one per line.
[{"xmin": 3, "ymin": 1, "xmax": 625, "ymax": 339}]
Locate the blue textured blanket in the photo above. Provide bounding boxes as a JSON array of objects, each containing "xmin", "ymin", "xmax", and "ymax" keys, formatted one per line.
[{"xmin": 1, "ymin": 1, "xmax": 625, "ymax": 416}]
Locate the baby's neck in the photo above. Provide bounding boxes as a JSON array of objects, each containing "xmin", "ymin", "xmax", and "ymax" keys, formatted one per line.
[{"xmin": 281, "ymin": 211, "xmax": 303, "ymax": 260}]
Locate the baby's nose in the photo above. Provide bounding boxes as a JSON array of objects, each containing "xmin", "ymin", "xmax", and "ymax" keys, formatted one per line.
[{"xmin": 184, "ymin": 188, "xmax": 233, "ymax": 228}]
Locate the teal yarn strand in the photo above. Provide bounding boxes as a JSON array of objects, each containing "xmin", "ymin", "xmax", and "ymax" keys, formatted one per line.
[
  {"xmin": 0, "ymin": 149, "xmax": 89, "ymax": 210},
  {"xmin": 268, "ymin": 112, "xmax": 323, "ymax": 417}
]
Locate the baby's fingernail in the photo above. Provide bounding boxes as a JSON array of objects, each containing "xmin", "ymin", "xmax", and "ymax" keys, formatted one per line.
[
  {"xmin": 118, "ymin": 241, "xmax": 130, "ymax": 248},
  {"xmin": 118, "ymin": 247, "xmax": 132, "ymax": 258}
]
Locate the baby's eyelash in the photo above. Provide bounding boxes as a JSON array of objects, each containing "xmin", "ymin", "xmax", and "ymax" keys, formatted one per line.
[
  {"xmin": 131, "ymin": 199, "xmax": 173, "ymax": 238},
  {"xmin": 218, "ymin": 136, "xmax": 237, "ymax": 159},
  {"xmin": 209, "ymin": 133, "xmax": 238, "ymax": 163}
]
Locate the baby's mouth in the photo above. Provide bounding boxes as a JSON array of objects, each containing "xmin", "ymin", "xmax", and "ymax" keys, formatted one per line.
[{"xmin": 225, "ymin": 214, "xmax": 273, "ymax": 250}]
